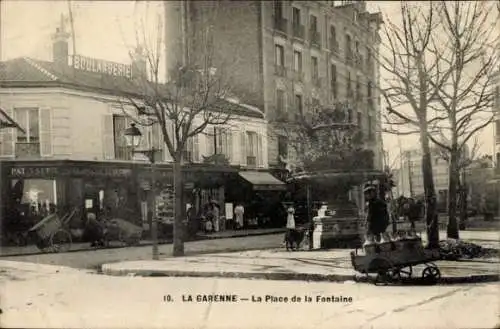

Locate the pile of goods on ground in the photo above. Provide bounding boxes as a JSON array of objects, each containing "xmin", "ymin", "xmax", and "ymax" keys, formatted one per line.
[{"xmin": 438, "ymin": 239, "xmax": 498, "ymax": 260}]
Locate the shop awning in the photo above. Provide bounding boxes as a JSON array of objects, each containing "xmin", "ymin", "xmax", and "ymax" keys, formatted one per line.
[
  {"xmin": 0, "ymin": 107, "xmax": 25, "ymax": 133},
  {"xmin": 239, "ymin": 171, "xmax": 287, "ymax": 191}
]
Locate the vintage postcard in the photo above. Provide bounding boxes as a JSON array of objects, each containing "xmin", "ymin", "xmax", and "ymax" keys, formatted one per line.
[{"xmin": 1, "ymin": 1, "xmax": 499, "ymax": 328}]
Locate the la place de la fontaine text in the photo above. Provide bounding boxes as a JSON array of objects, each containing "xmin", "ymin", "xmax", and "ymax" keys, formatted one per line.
[{"xmin": 174, "ymin": 294, "xmax": 353, "ymax": 303}]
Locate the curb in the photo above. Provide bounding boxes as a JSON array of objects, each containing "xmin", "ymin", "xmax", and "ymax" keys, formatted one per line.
[
  {"xmin": 0, "ymin": 230, "xmax": 285, "ymax": 258},
  {"xmin": 100, "ymin": 266, "xmax": 500, "ymax": 285}
]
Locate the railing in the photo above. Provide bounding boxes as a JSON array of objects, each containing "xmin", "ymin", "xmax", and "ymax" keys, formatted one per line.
[
  {"xmin": 312, "ymin": 76, "xmax": 322, "ymax": 88},
  {"xmin": 346, "ymin": 53, "xmax": 354, "ymax": 66},
  {"xmin": 355, "ymin": 55, "xmax": 364, "ymax": 70},
  {"xmin": 330, "ymin": 81, "xmax": 338, "ymax": 99},
  {"xmin": 273, "ymin": 17, "xmax": 288, "ymax": 35},
  {"xmin": 292, "ymin": 24, "xmax": 305, "ymax": 40},
  {"xmin": 310, "ymin": 30, "xmax": 321, "ymax": 48},
  {"xmin": 293, "ymin": 70, "xmax": 304, "ymax": 82},
  {"xmin": 329, "ymin": 39, "xmax": 339, "ymax": 54},
  {"xmin": 274, "ymin": 65, "xmax": 287, "ymax": 77},
  {"xmin": 15, "ymin": 142, "xmax": 40, "ymax": 158}
]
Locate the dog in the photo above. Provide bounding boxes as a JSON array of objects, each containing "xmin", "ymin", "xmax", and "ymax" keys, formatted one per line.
[{"xmin": 285, "ymin": 227, "xmax": 308, "ymax": 251}]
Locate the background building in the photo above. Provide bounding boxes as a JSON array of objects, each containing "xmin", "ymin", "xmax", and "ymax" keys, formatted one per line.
[
  {"xmin": 0, "ymin": 22, "xmax": 285, "ymax": 242},
  {"xmin": 164, "ymin": 0, "xmax": 384, "ymax": 175}
]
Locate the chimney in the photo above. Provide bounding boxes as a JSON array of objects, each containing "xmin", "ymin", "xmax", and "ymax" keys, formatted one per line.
[
  {"xmin": 51, "ymin": 15, "xmax": 70, "ymax": 67},
  {"xmin": 131, "ymin": 46, "xmax": 147, "ymax": 79}
]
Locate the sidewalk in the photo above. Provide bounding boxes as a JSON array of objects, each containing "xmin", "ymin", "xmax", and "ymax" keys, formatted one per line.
[
  {"xmin": 102, "ymin": 248, "xmax": 500, "ymax": 284},
  {"xmin": 0, "ymin": 228, "xmax": 285, "ymax": 257}
]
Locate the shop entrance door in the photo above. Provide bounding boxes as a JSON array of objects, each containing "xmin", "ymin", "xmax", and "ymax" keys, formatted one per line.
[{"xmin": 84, "ymin": 189, "xmax": 101, "ymax": 219}]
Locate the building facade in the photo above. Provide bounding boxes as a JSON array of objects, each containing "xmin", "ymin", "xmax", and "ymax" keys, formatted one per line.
[
  {"xmin": 0, "ymin": 24, "xmax": 285, "ymax": 242},
  {"xmin": 164, "ymin": 0, "xmax": 384, "ymax": 176}
]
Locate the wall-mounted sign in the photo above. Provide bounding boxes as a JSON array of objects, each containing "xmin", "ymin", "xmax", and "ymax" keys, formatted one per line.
[
  {"xmin": 73, "ymin": 55, "xmax": 133, "ymax": 79},
  {"xmin": 9, "ymin": 166, "xmax": 132, "ymax": 178}
]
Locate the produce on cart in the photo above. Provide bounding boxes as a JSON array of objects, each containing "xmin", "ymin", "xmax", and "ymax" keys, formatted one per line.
[{"xmin": 350, "ymin": 232, "xmax": 442, "ymax": 285}]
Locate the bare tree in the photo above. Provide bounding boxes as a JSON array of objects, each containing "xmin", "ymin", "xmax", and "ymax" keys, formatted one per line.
[
  {"xmin": 435, "ymin": 139, "xmax": 482, "ymax": 232},
  {"xmin": 380, "ymin": 2, "xmax": 447, "ymax": 248},
  {"xmin": 114, "ymin": 9, "xmax": 240, "ymax": 257},
  {"xmin": 424, "ymin": 1, "xmax": 499, "ymax": 239}
]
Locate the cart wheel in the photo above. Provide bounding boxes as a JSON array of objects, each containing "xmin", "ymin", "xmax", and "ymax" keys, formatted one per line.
[
  {"xmin": 395, "ymin": 266, "xmax": 413, "ymax": 279},
  {"xmin": 50, "ymin": 229, "xmax": 72, "ymax": 253},
  {"xmin": 385, "ymin": 268, "xmax": 401, "ymax": 282},
  {"xmin": 422, "ymin": 265, "xmax": 441, "ymax": 284},
  {"xmin": 371, "ymin": 258, "xmax": 393, "ymax": 285}
]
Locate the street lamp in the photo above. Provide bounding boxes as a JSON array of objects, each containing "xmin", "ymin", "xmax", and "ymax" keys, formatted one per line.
[{"xmin": 124, "ymin": 123, "xmax": 160, "ymax": 260}]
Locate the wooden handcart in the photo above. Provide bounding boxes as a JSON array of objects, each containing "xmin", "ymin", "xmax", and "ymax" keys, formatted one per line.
[
  {"xmin": 350, "ymin": 237, "xmax": 442, "ymax": 285},
  {"xmin": 28, "ymin": 209, "xmax": 76, "ymax": 253}
]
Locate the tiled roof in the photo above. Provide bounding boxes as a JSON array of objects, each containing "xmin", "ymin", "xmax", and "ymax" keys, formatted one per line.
[{"xmin": 0, "ymin": 57, "xmax": 264, "ymax": 119}]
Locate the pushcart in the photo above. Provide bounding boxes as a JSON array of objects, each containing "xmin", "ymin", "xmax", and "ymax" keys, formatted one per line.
[
  {"xmin": 28, "ymin": 209, "xmax": 76, "ymax": 253},
  {"xmin": 350, "ymin": 237, "xmax": 442, "ymax": 285}
]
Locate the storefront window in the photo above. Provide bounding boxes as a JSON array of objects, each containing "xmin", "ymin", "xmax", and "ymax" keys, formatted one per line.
[{"xmin": 11, "ymin": 179, "xmax": 57, "ymax": 219}]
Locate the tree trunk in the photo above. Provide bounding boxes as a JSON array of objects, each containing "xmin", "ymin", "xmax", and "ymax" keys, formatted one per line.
[
  {"xmin": 419, "ymin": 129, "xmax": 440, "ymax": 248},
  {"xmin": 447, "ymin": 149, "xmax": 460, "ymax": 239},
  {"xmin": 172, "ymin": 160, "xmax": 185, "ymax": 257},
  {"xmin": 459, "ymin": 173, "xmax": 468, "ymax": 231}
]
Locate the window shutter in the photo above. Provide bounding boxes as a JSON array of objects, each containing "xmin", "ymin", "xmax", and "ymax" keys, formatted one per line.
[
  {"xmin": 165, "ymin": 121, "xmax": 174, "ymax": 162},
  {"xmin": 240, "ymin": 131, "xmax": 247, "ymax": 166},
  {"xmin": 227, "ymin": 130, "xmax": 233, "ymax": 163},
  {"xmin": 152, "ymin": 123, "xmax": 163, "ymax": 162},
  {"xmin": 0, "ymin": 108, "xmax": 15, "ymax": 157},
  {"xmin": 39, "ymin": 107, "xmax": 53, "ymax": 157},
  {"xmin": 102, "ymin": 114, "xmax": 115, "ymax": 160},
  {"xmin": 138, "ymin": 124, "xmax": 149, "ymax": 151},
  {"xmin": 257, "ymin": 133, "xmax": 264, "ymax": 168},
  {"xmin": 207, "ymin": 126, "xmax": 215, "ymax": 156},
  {"xmin": 192, "ymin": 134, "xmax": 200, "ymax": 162}
]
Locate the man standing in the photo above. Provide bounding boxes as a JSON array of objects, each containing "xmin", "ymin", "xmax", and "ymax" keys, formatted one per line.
[{"xmin": 364, "ymin": 185, "xmax": 389, "ymax": 242}]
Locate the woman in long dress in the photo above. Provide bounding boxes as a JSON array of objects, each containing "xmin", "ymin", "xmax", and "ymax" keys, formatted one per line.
[{"xmin": 234, "ymin": 204, "xmax": 244, "ymax": 229}]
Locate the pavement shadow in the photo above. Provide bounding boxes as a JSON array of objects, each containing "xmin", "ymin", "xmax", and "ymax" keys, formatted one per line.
[{"xmin": 356, "ymin": 274, "xmax": 500, "ymax": 286}]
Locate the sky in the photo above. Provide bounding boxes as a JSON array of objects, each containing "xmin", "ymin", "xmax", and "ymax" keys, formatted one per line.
[{"xmin": 0, "ymin": 0, "xmax": 496, "ymax": 167}]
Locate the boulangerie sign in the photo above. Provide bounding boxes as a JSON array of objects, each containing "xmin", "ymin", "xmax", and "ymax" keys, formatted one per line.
[{"xmin": 72, "ymin": 55, "xmax": 133, "ymax": 78}]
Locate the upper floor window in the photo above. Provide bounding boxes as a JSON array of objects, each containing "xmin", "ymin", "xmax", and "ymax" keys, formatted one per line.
[
  {"xmin": 274, "ymin": 0, "xmax": 283, "ymax": 18},
  {"xmin": 331, "ymin": 64, "xmax": 338, "ymax": 98},
  {"xmin": 367, "ymin": 81, "xmax": 373, "ymax": 97},
  {"xmin": 276, "ymin": 89, "xmax": 286, "ymax": 114},
  {"xmin": 113, "ymin": 114, "xmax": 131, "ymax": 160},
  {"xmin": 278, "ymin": 135, "xmax": 288, "ymax": 161},
  {"xmin": 345, "ymin": 34, "xmax": 352, "ymax": 60},
  {"xmin": 214, "ymin": 127, "xmax": 231, "ymax": 158},
  {"xmin": 311, "ymin": 56, "xmax": 319, "ymax": 80},
  {"xmin": 275, "ymin": 44, "xmax": 285, "ymax": 67},
  {"xmin": 292, "ymin": 7, "xmax": 301, "ymax": 26},
  {"xmin": 15, "ymin": 108, "xmax": 40, "ymax": 157},
  {"xmin": 15, "ymin": 108, "xmax": 39, "ymax": 144},
  {"xmin": 295, "ymin": 94, "xmax": 303, "ymax": 113},
  {"xmin": 246, "ymin": 131, "xmax": 258, "ymax": 166},
  {"xmin": 366, "ymin": 46, "xmax": 372, "ymax": 68},
  {"xmin": 347, "ymin": 71, "xmax": 352, "ymax": 96},
  {"xmin": 293, "ymin": 50, "xmax": 302, "ymax": 72},
  {"xmin": 368, "ymin": 115, "xmax": 373, "ymax": 138},
  {"xmin": 356, "ymin": 78, "xmax": 361, "ymax": 100},
  {"xmin": 330, "ymin": 25, "xmax": 337, "ymax": 42},
  {"xmin": 310, "ymin": 14, "xmax": 318, "ymax": 32}
]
